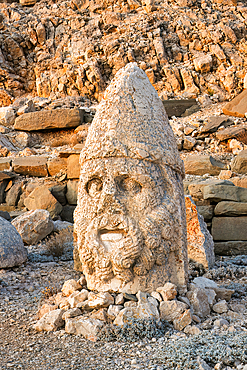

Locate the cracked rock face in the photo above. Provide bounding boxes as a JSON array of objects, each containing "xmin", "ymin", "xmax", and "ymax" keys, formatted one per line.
[{"xmin": 74, "ymin": 63, "xmax": 188, "ymax": 294}]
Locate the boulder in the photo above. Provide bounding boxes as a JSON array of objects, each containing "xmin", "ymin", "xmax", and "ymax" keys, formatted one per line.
[
  {"xmin": 203, "ymin": 184, "xmax": 247, "ymax": 202},
  {"xmin": 187, "ymin": 287, "xmax": 210, "ymax": 318},
  {"xmin": 231, "ymin": 149, "xmax": 247, "ymax": 174},
  {"xmin": 173, "ymin": 309, "xmax": 192, "ymax": 331},
  {"xmin": 214, "ymin": 241, "xmax": 247, "ymax": 256},
  {"xmin": 214, "ymin": 201, "xmax": 247, "ymax": 216},
  {"xmin": 184, "ymin": 155, "xmax": 226, "ymax": 176},
  {"xmin": 5, "ymin": 183, "xmax": 22, "ymax": 206},
  {"xmin": 107, "ymin": 305, "xmax": 124, "ymax": 320},
  {"xmin": 67, "ymin": 289, "xmax": 89, "ymax": 308},
  {"xmin": 12, "ymin": 209, "xmax": 54, "ymax": 245},
  {"xmin": 159, "ymin": 300, "xmax": 187, "ymax": 322},
  {"xmin": 193, "ymin": 54, "xmax": 212, "ymax": 73},
  {"xmin": 12, "ymin": 156, "xmax": 48, "ymax": 177},
  {"xmin": 185, "ymin": 196, "xmax": 215, "ymax": 269},
  {"xmin": 192, "ymin": 277, "xmax": 218, "ymax": 290},
  {"xmin": 200, "ymin": 115, "xmax": 232, "ymax": 134},
  {"xmin": 212, "ymin": 300, "xmax": 228, "ymax": 313},
  {"xmin": 62, "ymin": 308, "xmax": 82, "ymax": 320},
  {"xmin": 65, "ymin": 317, "xmax": 104, "ymax": 341},
  {"xmin": 216, "ymin": 124, "xmax": 247, "ymax": 143},
  {"xmin": 0, "ymin": 216, "xmax": 27, "ymax": 268},
  {"xmin": 223, "ymin": 89, "xmax": 247, "ymax": 118},
  {"xmin": 24, "ymin": 186, "xmax": 62, "ymax": 218},
  {"xmin": 38, "ymin": 304, "xmax": 58, "ymax": 319},
  {"xmin": 14, "ymin": 108, "xmax": 83, "ymax": 131},
  {"xmin": 212, "ymin": 217, "xmax": 247, "ymax": 241},
  {"xmin": 67, "ymin": 154, "xmax": 80, "ymax": 179},
  {"xmin": 34, "ymin": 309, "xmax": 65, "ymax": 332}
]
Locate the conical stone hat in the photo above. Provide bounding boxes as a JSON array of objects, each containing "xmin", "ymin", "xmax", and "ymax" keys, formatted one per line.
[{"xmin": 80, "ymin": 63, "xmax": 184, "ymax": 176}]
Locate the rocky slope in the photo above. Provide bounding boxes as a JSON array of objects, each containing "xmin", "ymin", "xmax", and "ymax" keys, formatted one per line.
[{"xmin": 1, "ymin": 0, "xmax": 247, "ymax": 105}]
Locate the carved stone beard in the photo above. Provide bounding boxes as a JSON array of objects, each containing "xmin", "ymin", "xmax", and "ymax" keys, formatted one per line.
[
  {"xmin": 79, "ymin": 201, "xmax": 177, "ymax": 284},
  {"xmin": 80, "ymin": 212, "xmax": 143, "ymax": 283}
]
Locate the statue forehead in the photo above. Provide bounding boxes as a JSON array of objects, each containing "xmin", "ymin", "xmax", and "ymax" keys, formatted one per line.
[{"xmin": 80, "ymin": 157, "xmax": 163, "ymax": 179}]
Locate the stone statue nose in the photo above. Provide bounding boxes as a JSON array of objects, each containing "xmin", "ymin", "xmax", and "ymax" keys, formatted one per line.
[{"xmin": 98, "ymin": 179, "xmax": 122, "ymax": 213}]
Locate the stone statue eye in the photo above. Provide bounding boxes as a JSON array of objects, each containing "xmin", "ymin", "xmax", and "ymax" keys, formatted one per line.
[
  {"xmin": 119, "ymin": 177, "xmax": 142, "ymax": 194},
  {"xmin": 86, "ymin": 178, "xmax": 103, "ymax": 197}
]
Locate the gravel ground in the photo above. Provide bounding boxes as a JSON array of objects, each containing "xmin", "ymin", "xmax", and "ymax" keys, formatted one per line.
[{"xmin": 0, "ymin": 255, "xmax": 247, "ymax": 370}]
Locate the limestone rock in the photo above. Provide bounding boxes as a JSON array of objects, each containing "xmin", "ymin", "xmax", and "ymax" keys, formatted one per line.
[
  {"xmin": 12, "ymin": 156, "xmax": 48, "ymax": 177},
  {"xmin": 12, "ymin": 209, "xmax": 54, "ymax": 245},
  {"xmin": 0, "ymin": 158, "xmax": 12, "ymax": 171},
  {"xmin": 86, "ymin": 292, "xmax": 114, "ymax": 309},
  {"xmin": 74, "ymin": 63, "xmax": 188, "ymax": 294},
  {"xmin": 62, "ymin": 308, "xmax": 82, "ymax": 320},
  {"xmin": 107, "ymin": 305, "xmax": 124, "ymax": 320},
  {"xmin": 156, "ymin": 283, "xmax": 177, "ymax": 301},
  {"xmin": 216, "ymin": 124, "xmax": 247, "ymax": 143},
  {"xmin": 61, "ymin": 279, "xmax": 82, "ymax": 297},
  {"xmin": 185, "ymin": 196, "xmax": 215, "ymax": 269},
  {"xmin": 184, "ymin": 325, "xmax": 201, "ymax": 335},
  {"xmin": 188, "ymin": 179, "xmax": 234, "ymax": 201},
  {"xmin": 212, "ymin": 217, "xmax": 247, "ymax": 241},
  {"xmin": 192, "ymin": 277, "xmax": 218, "ymax": 290},
  {"xmin": 184, "ymin": 155, "xmax": 226, "ymax": 176},
  {"xmin": 66, "ymin": 180, "xmax": 78, "ymax": 205},
  {"xmin": 203, "ymin": 184, "xmax": 247, "ymax": 203},
  {"xmin": 173, "ymin": 309, "xmax": 192, "ymax": 331},
  {"xmin": 212, "ymin": 300, "xmax": 228, "ymax": 314},
  {"xmin": 34, "ymin": 309, "xmax": 65, "ymax": 332},
  {"xmin": 187, "ymin": 287, "xmax": 210, "ymax": 318},
  {"xmin": 214, "ymin": 201, "xmax": 247, "ymax": 216},
  {"xmin": 47, "ymin": 157, "xmax": 67, "ymax": 177},
  {"xmin": 0, "ymin": 216, "xmax": 27, "ymax": 268},
  {"xmin": 159, "ymin": 300, "xmax": 187, "ymax": 322},
  {"xmin": 24, "ymin": 186, "xmax": 62, "ymax": 218},
  {"xmin": 223, "ymin": 89, "xmax": 247, "ymax": 118},
  {"xmin": 67, "ymin": 155, "xmax": 80, "ymax": 179},
  {"xmin": 0, "ymin": 107, "xmax": 15, "ymax": 127},
  {"xmin": 14, "ymin": 108, "xmax": 83, "ymax": 131},
  {"xmin": 65, "ymin": 317, "xmax": 104, "ymax": 341},
  {"xmin": 200, "ymin": 115, "xmax": 232, "ymax": 134},
  {"xmin": 38, "ymin": 304, "xmax": 58, "ymax": 319},
  {"xmin": 231, "ymin": 149, "xmax": 247, "ymax": 174},
  {"xmin": 67, "ymin": 289, "xmax": 89, "ymax": 308},
  {"xmin": 214, "ymin": 287, "xmax": 235, "ymax": 301},
  {"xmin": 194, "ymin": 54, "xmax": 212, "ymax": 73}
]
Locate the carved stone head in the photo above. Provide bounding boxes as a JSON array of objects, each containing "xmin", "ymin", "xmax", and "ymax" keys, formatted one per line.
[{"xmin": 74, "ymin": 63, "xmax": 188, "ymax": 294}]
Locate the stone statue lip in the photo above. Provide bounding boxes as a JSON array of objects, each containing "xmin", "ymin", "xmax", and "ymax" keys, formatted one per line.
[{"xmin": 100, "ymin": 231, "xmax": 125, "ymax": 253}]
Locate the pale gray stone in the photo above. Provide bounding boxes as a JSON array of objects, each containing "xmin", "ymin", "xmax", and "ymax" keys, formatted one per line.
[
  {"xmin": 187, "ymin": 287, "xmax": 210, "ymax": 318},
  {"xmin": 34, "ymin": 309, "xmax": 65, "ymax": 332},
  {"xmin": 65, "ymin": 317, "xmax": 104, "ymax": 341},
  {"xmin": 0, "ymin": 216, "xmax": 27, "ymax": 268}
]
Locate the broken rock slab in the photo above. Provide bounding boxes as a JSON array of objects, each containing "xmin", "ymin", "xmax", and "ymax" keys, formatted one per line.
[
  {"xmin": 0, "ymin": 216, "xmax": 27, "ymax": 268},
  {"xmin": 184, "ymin": 155, "xmax": 226, "ymax": 176},
  {"xmin": 231, "ymin": 149, "xmax": 247, "ymax": 174},
  {"xmin": 12, "ymin": 209, "xmax": 54, "ymax": 245},
  {"xmin": 65, "ymin": 317, "xmax": 104, "ymax": 341},
  {"xmin": 212, "ymin": 217, "xmax": 247, "ymax": 241},
  {"xmin": 12, "ymin": 156, "xmax": 48, "ymax": 177},
  {"xmin": 34, "ymin": 309, "xmax": 65, "ymax": 332},
  {"xmin": 24, "ymin": 186, "xmax": 63, "ymax": 218},
  {"xmin": 214, "ymin": 201, "xmax": 247, "ymax": 216},
  {"xmin": 185, "ymin": 196, "xmax": 215, "ymax": 269},
  {"xmin": 223, "ymin": 89, "xmax": 247, "ymax": 118},
  {"xmin": 216, "ymin": 124, "xmax": 247, "ymax": 144},
  {"xmin": 203, "ymin": 184, "xmax": 247, "ymax": 203},
  {"xmin": 200, "ymin": 115, "xmax": 232, "ymax": 134},
  {"xmin": 214, "ymin": 241, "xmax": 247, "ymax": 256},
  {"xmin": 14, "ymin": 108, "xmax": 83, "ymax": 131}
]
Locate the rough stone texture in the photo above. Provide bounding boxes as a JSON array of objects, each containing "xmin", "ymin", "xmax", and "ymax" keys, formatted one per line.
[
  {"xmin": 67, "ymin": 155, "xmax": 80, "ymax": 179},
  {"xmin": 231, "ymin": 149, "xmax": 247, "ymax": 174},
  {"xmin": 74, "ymin": 63, "xmax": 188, "ymax": 294},
  {"xmin": 12, "ymin": 209, "xmax": 54, "ymax": 245},
  {"xmin": 61, "ymin": 279, "xmax": 82, "ymax": 297},
  {"xmin": 0, "ymin": 216, "xmax": 27, "ymax": 268},
  {"xmin": 197, "ymin": 205, "xmax": 214, "ymax": 221},
  {"xmin": 212, "ymin": 217, "xmax": 247, "ymax": 241},
  {"xmin": 159, "ymin": 300, "xmax": 187, "ymax": 322},
  {"xmin": 184, "ymin": 155, "xmax": 226, "ymax": 176},
  {"xmin": 14, "ymin": 109, "xmax": 82, "ymax": 131},
  {"xmin": 223, "ymin": 89, "xmax": 247, "ymax": 118},
  {"xmin": 65, "ymin": 317, "xmax": 104, "ymax": 341},
  {"xmin": 47, "ymin": 157, "xmax": 67, "ymax": 177},
  {"xmin": 203, "ymin": 184, "xmax": 247, "ymax": 203},
  {"xmin": 193, "ymin": 54, "xmax": 212, "ymax": 73},
  {"xmin": 66, "ymin": 180, "xmax": 79, "ymax": 205},
  {"xmin": 0, "ymin": 107, "xmax": 15, "ymax": 127},
  {"xmin": 216, "ymin": 124, "xmax": 247, "ymax": 143},
  {"xmin": 156, "ymin": 283, "xmax": 177, "ymax": 301},
  {"xmin": 34, "ymin": 309, "xmax": 65, "ymax": 332},
  {"xmin": 67, "ymin": 289, "xmax": 89, "ymax": 308},
  {"xmin": 185, "ymin": 196, "xmax": 215, "ymax": 269},
  {"xmin": 0, "ymin": 158, "xmax": 12, "ymax": 171},
  {"xmin": 24, "ymin": 186, "xmax": 63, "ymax": 218},
  {"xmin": 187, "ymin": 287, "xmax": 211, "ymax": 319},
  {"xmin": 212, "ymin": 300, "xmax": 228, "ymax": 314},
  {"xmin": 214, "ymin": 241, "xmax": 247, "ymax": 256},
  {"xmin": 214, "ymin": 201, "xmax": 247, "ymax": 216},
  {"xmin": 173, "ymin": 309, "xmax": 192, "ymax": 331},
  {"xmin": 12, "ymin": 156, "xmax": 48, "ymax": 177}
]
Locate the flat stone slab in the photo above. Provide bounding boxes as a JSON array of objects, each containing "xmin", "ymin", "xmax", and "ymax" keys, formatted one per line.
[
  {"xmin": 67, "ymin": 154, "xmax": 80, "ymax": 179},
  {"xmin": 184, "ymin": 155, "xmax": 226, "ymax": 176},
  {"xmin": 216, "ymin": 124, "xmax": 247, "ymax": 144},
  {"xmin": 0, "ymin": 158, "xmax": 12, "ymax": 171},
  {"xmin": 214, "ymin": 201, "xmax": 247, "ymax": 216},
  {"xmin": 200, "ymin": 115, "xmax": 232, "ymax": 134},
  {"xmin": 223, "ymin": 89, "xmax": 247, "ymax": 118},
  {"xmin": 214, "ymin": 241, "xmax": 247, "ymax": 255},
  {"xmin": 162, "ymin": 99, "xmax": 198, "ymax": 117},
  {"xmin": 203, "ymin": 184, "xmax": 247, "ymax": 202},
  {"xmin": 231, "ymin": 149, "xmax": 247, "ymax": 174},
  {"xmin": 14, "ymin": 108, "xmax": 83, "ymax": 131},
  {"xmin": 12, "ymin": 156, "xmax": 48, "ymax": 177},
  {"xmin": 212, "ymin": 217, "xmax": 247, "ymax": 241}
]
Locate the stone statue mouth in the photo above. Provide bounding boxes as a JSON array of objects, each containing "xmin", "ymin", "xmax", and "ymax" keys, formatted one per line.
[{"xmin": 99, "ymin": 230, "xmax": 125, "ymax": 253}]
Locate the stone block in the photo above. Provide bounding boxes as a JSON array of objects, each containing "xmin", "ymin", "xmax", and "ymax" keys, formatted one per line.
[
  {"xmin": 173, "ymin": 309, "xmax": 192, "ymax": 331},
  {"xmin": 156, "ymin": 283, "xmax": 177, "ymax": 301},
  {"xmin": 159, "ymin": 300, "xmax": 187, "ymax": 322},
  {"xmin": 66, "ymin": 180, "xmax": 78, "ymax": 205},
  {"xmin": 0, "ymin": 158, "xmax": 12, "ymax": 171},
  {"xmin": 34, "ymin": 309, "xmax": 65, "ymax": 332},
  {"xmin": 24, "ymin": 186, "xmax": 62, "ymax": 218},
  {"xmin": 188, "ymin": 179, "xmax": 234, "ymax": 201},
  {"xmin": 214, "ymin": 241, "xmax": 247, "ymax": 255},
  {"xmin": 223, "ymin": 89, "xmax": 247, "ymax": 118},
  {"xmin": 185, "ymin": 196, "xmax": 215, "ymax": 269},
  {"xmin": 231, "ymin": 149, "xmax": 247, "ymax": 174},
  {"xmin": 14, "ymin": 108, "xmax": 83, "ymax": 131},
  {"xmin": 187, "ymin": 287, "xmax": 210, "ymax": 318},
  {"xmin": 197, "ymin": 205, "xmax": 214, "ymax": 221},
  {"xmin": 193, "ymin": 54, "xmax": 212, "ymax": 73},
  {"xmin": 5, "ymin": 183, "xmax": 22, "ymax": 206},
  {"xmin": 67, "ymin": 154, "xmax": 80, "ymax": 179},
  {"xmin": 216, "ymin": 124, "xmax": 247, "ymax": 143},
  {"xmin": 212, "ymin": 217, "xmax": 247, "ymax": 241},
  {"xmin": 184, "ymin": 155, "xmax": 226, "ymax": 176},
  {"xmin": 203, "ymin": 184, "xmax": 247, "ymax": 202},
  {"xmin": 214, "ymin": 201, "xmax": 247, "ymax": 216},
  {"xmin": 47, "ymin": 157, "xmax": 67, "ymax": 177},
  {"xmin": 12, "ymin": 209, "xmax": 54, "ymax": 245},
  {"xmin": 61, "ymin": 279, "xmax": 82, "ymax": 297},
  {"xmin": 13, "ymin": 156, "xmax": 48, "ymax": 177}
]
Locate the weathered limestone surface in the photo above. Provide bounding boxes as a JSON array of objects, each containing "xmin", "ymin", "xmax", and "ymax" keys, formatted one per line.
[
  {"xmin": 214, "ymin": 201, "xmax": 247, "ymax": 216},
  {"xmin": 74, "ymin": 63, "xmax": 188, "ymax": 294},
  {"xmin": 214, "ymin": 241, "xmax": 247, "ymax": 255},
  {"xmin": 14, "ymin": 109, "xmax": 83, "ymax": 131},
  {"xmin": 204, "ymin": 184, "xmax": 247, "ymax": 202},
  {"xmin": 184, "ymin": 155, "xmax": 226, "ymax": 176},
  {"xmin": 0, "ymin": 216, "xmax": 27, "ymax": 268},
  {"xmin": 231, "ymin": 149, "xmax": 247, "ymax": 174},
  {"xmin": 223, "ymin": 89, "xmax": 247, "ymax": 118},
  {"xmin": 24, "ymin": 186, "xmax": 62, "ymax": 217},
  {"xmin": 185, "ymin": 196, "xmax": 215, "ymax": 269},
  {"xmin": 12, "ymin": 156, "xmax": 48, "ymax": 177}
]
